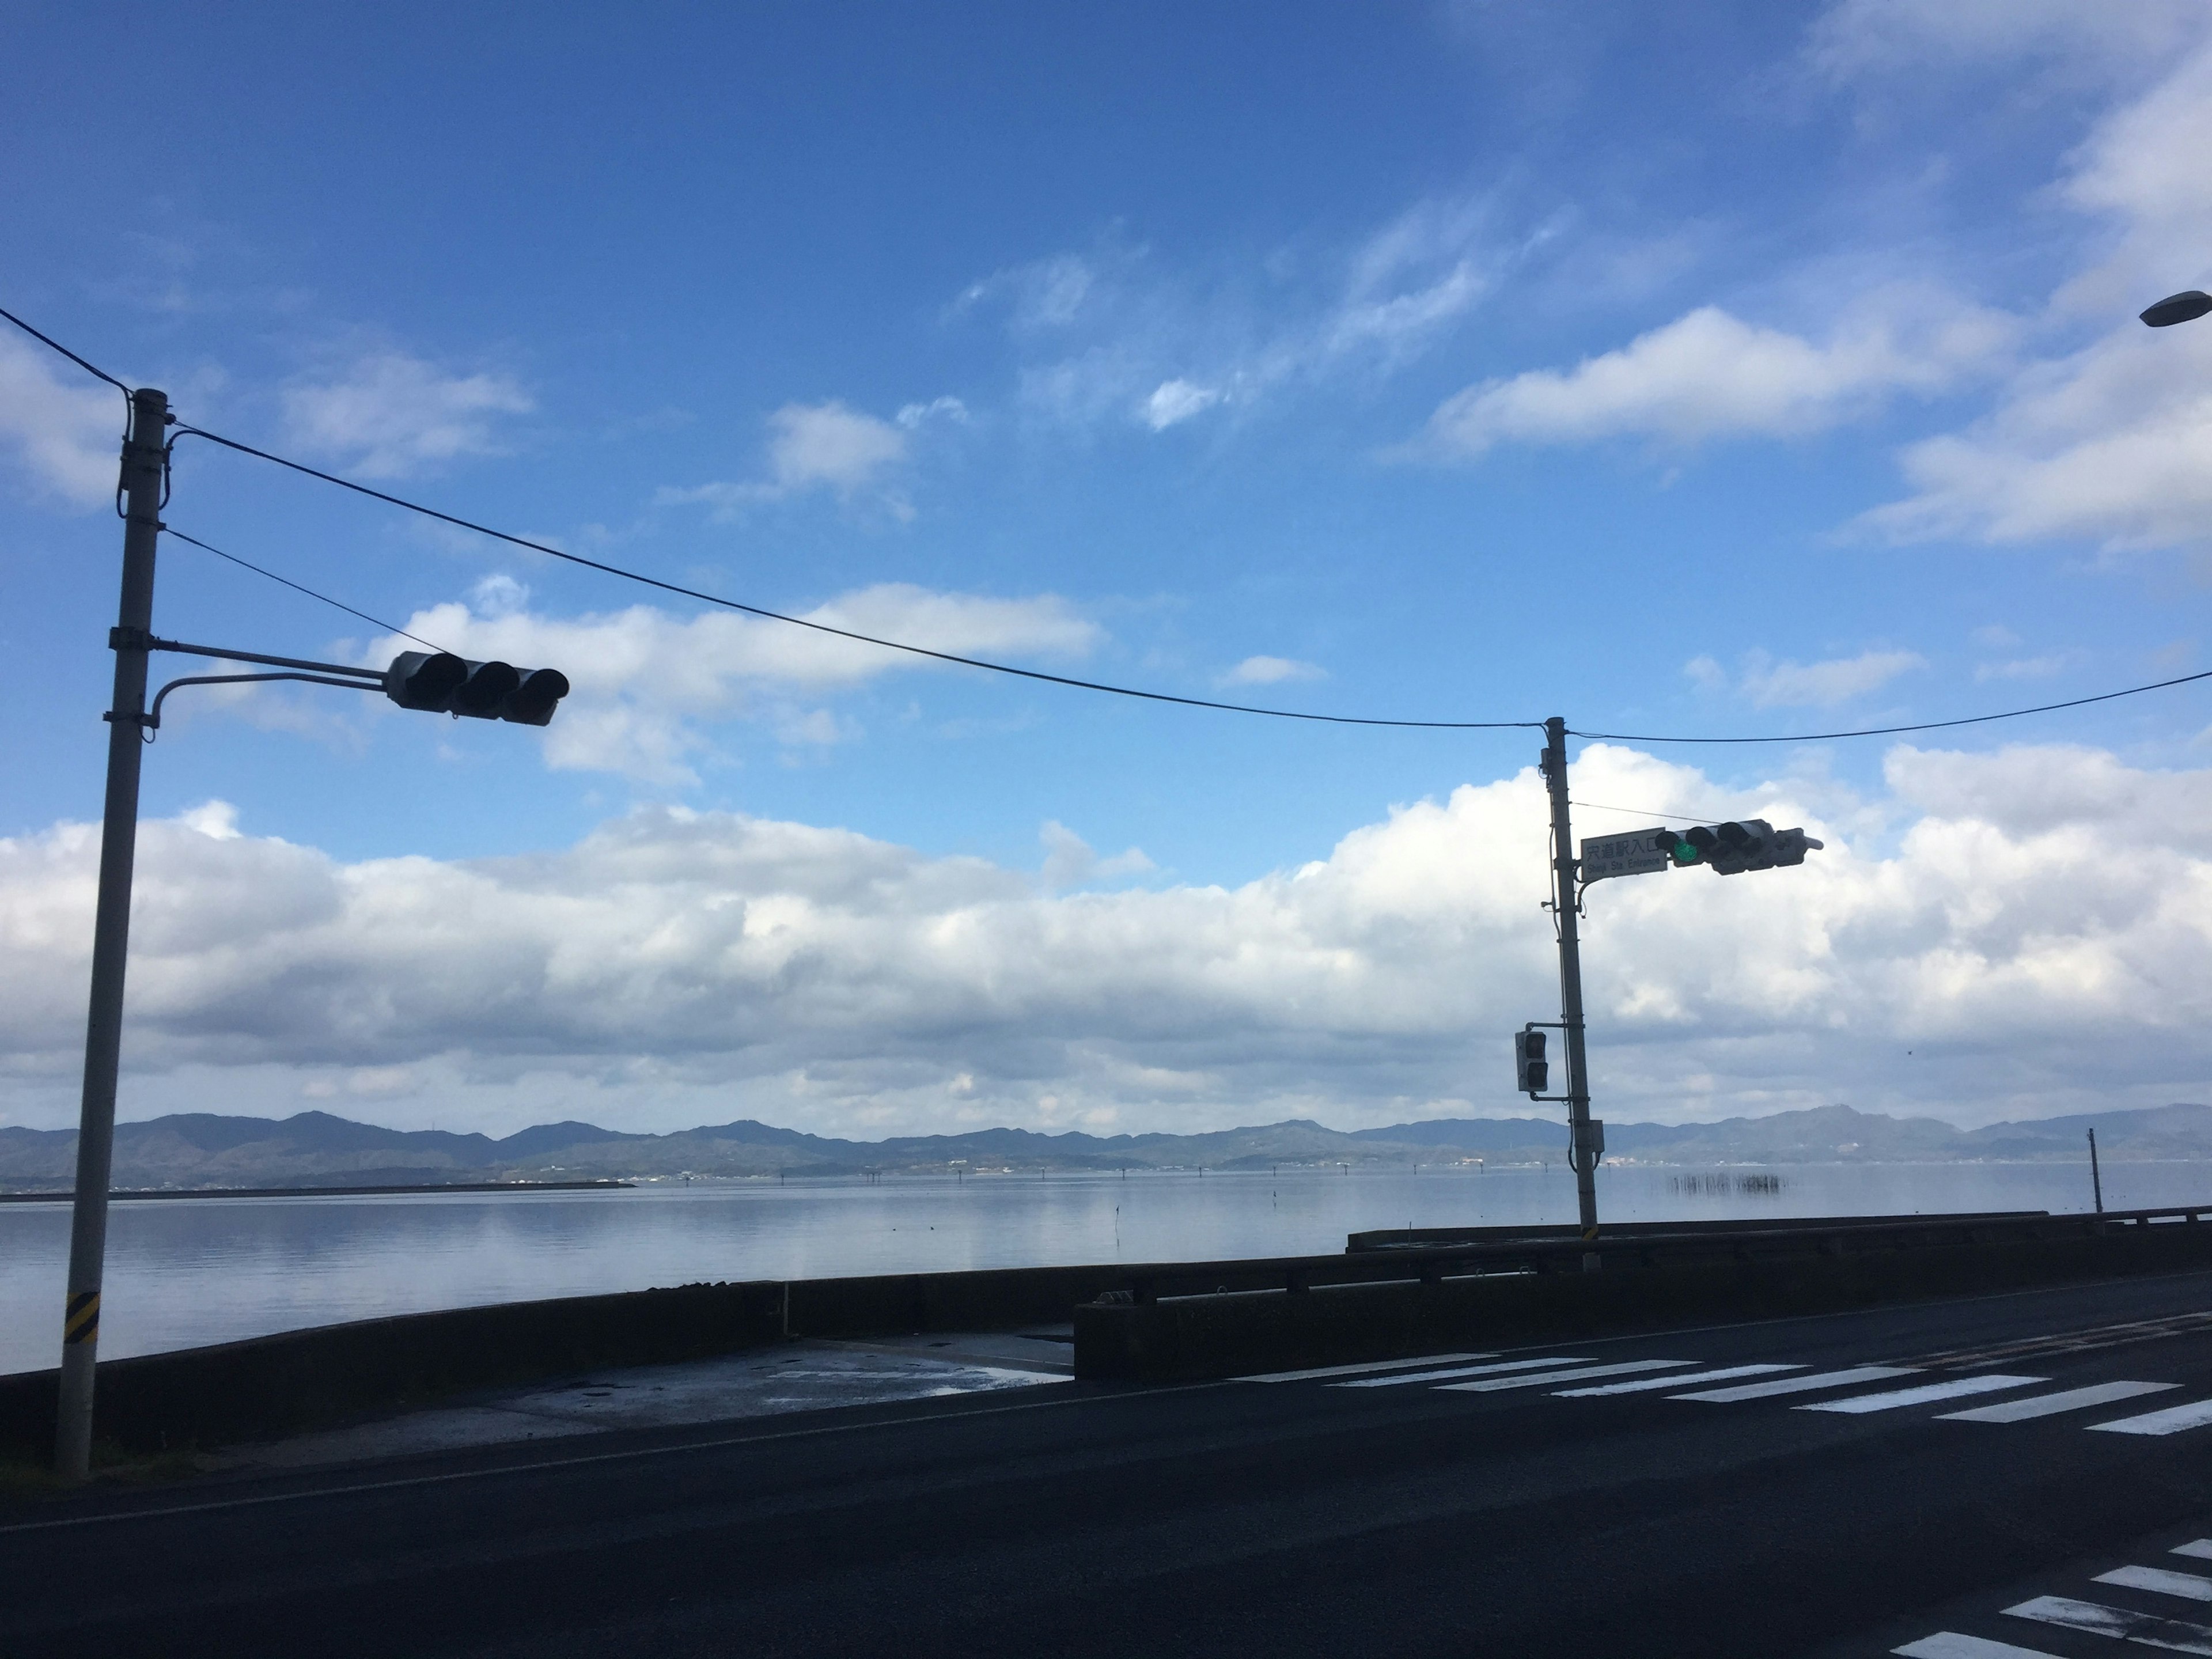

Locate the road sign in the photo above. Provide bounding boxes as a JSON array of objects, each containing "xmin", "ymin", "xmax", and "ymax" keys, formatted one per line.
[{"xmin": 1580, "ymin": 828, "xmax": 1672, "ymax": 884}]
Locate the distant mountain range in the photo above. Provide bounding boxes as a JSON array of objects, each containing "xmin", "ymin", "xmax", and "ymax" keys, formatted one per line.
[{"xmin": 1, "ymin": 1101, "xmax": 2206, "ymax": 1191}]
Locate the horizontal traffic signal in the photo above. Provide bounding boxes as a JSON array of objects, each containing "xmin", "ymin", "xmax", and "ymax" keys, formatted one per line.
[
  {"xmin": 1653, "ymin": 819, "xmax": 1823, "ymax": 875},
  {"xmin": 382, "ymin": 651, "xmax": 571, "ymax": 726}
]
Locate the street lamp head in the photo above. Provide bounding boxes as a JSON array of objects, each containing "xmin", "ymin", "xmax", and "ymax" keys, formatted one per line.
[{"xmin": 2142, "ymin": 290, "xmax": 2212, "ymax": 328}]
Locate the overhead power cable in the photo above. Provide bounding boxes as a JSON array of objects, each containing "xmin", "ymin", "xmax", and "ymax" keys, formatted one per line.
[
  {"xmin": 0, "ymin": 303, "xmax": 131, "ymax": 396},
  {"xmin": 1569, "ymin": 671, "xmax": 2212, "ymax": 745},
  {"xmin": 162, "ymin": 528, "xmax": 448, "ymax": 653},
  {"xmin": 9, "ymin": 302, "xmax": 2207, "ymax": 749},
  {"xmin": 1571, "ymin": 798, "xmax": 1760, "ymax": 823},
  {"xmin": 165, "ymin": 424, "xmax": 1545, "ymax": 732}
]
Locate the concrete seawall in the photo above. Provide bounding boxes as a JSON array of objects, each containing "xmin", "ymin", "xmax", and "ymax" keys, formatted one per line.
[
  {"xmin": 1074, "ymin": 1222, "xmax": 2212, "ymax": 1381},
  {"xmin": 6, "ymin": 1213, "xmax": 2210, "ymax": 1461}
]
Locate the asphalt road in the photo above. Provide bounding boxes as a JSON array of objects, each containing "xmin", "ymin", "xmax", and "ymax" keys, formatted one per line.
[{"xmin": 10, "ymin": 1269, "xmax": 2212, "ymax": 1658}]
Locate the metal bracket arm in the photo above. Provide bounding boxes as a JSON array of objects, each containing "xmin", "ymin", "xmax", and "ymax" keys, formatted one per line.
[{"xmin": 141, "ymin": 669, "xmax": 387, "ymax": 732}]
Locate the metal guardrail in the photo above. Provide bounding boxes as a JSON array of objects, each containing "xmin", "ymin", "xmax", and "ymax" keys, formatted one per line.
[{"xmin": 1093, "ymin": 1205, "xmax": 2212, "ymax": 1306}]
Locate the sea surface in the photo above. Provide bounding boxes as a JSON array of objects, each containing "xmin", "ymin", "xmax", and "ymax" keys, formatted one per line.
[{"xmin": 1, "ymin": 1159, "xmax": 2202, "ymax": 1377}]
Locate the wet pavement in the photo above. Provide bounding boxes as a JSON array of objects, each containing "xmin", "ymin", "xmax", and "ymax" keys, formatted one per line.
[{"xmin": 212, "ymin": 1328, "xmax": 1075, "ymax": 1470}]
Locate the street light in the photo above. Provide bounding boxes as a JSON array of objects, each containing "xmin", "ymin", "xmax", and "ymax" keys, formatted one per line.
[{"xmin": 2142, "ymin": 291, "xmax": 2212, "ymax": 328}]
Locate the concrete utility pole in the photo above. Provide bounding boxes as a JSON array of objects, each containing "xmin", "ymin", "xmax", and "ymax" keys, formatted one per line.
[
  {"xmin": 1539, "ymin": 716, "xmax": 1602, "ymax": 1246},
  {"xmin": 56, "ymin": 387, "xmax": 169, "ymax": 1480}
]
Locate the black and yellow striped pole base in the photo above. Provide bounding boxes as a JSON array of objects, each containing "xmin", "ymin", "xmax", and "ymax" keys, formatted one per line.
[{"xmin": 63, "ymin": 1289, "xmax": 100, "ymax": 1347}]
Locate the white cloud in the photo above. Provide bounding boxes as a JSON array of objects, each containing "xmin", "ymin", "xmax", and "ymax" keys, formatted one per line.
[
  {"xmin": 1427, "ymin": 296, "xmax": 2012, "ymax": 456},
  {"xmin": 1040, "ymin": 820, "xmax": 1154, "ymax": 890},
  {"xmin": 368, "ymin": 582, "xmax": 1103, "ymax": 783},
  {"xmin": 0, "ymin": 334, "xmax": 127, "ymax": 506},
  {"xmin": 1975, "ymin": 651, "xmax": 2085, "ymax": 683},
  {"xmin": 660, "ymin": 397, "xmax": 956, "ymax": 520},
  {"xmin": 977, "ymin": 197, "xmax": 1508, "ymax": 436},
  {"xmin": 764, "ymin": 400, "xmax": 904, "ymax": 491},
  {"xmin": 1857, "ymin": 44, "xmax": 2212, "ymax": 550},
  {"xmin": 1222, "ymin": 655, "xmax": 1326, "ymax": 687},
  {"xmin": 1144, "ymin": 379, "xmax": 1221, "ymax": 430},
  {"xmin": 1809, "ymin": 0, "xmax": 2209, "ymax": 79},
  {"xmin": 1692, "ymin": 649, "xmax": 1926, "ymax": 708},
  {"xmin": 282, "ymin": 352, "xmax": 533, "ymax": 479},
  {"xmin": 8, "ymin": 741, "xmax": 2212, "ymax": 1135}
]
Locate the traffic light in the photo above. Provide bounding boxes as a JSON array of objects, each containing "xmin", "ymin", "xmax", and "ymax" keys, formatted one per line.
[
  {"xmin": 1653, "ymin": 819, "xmax": 1823, "ymax": 876},
  {"xmin": 382, "ymin": 651, "xmax": 570, "ymax": 726},
  {"xmin": 1515, "ymin": 1028, "xmax": 1548, "ymax": 1096}
]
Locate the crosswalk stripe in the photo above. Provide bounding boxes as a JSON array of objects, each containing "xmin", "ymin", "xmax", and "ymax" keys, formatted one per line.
[
  {"xmin": 1554, "ymin": 1363, "xmax": 1802, "ymax": 1397},
  {"xmin": 2176, "ymin": 1541, "xmax": 2212, "ymax": 1562},
  {"xmin": 1892, "ymin": 1634, "xmax": 2066, "ymax": 1658},
  {"xmin": 1234, "ymin": 1353, "xmax": 1491, "ymax": 1384},
  {"xmin": 1438, "ymin": 1359, "xmax": 1693, "ymax": 1395},
  {"xmin": 1797, "ymin": 1374, "xmax": 2043, "ymax": 1416},
  {"xmin": 1335, "ymin": 1356, "xmax": 1592, "ymax": 1389},
  {"xmin": 2089, "ymin": 1397, "xmax": 2212, "ymax": 1438},
  {"xmin": 1938, "ymin": 1380, "xmax": 2177, "ymax": 1423},
  {"xmin": 1673, "ymin": 1365, "xmax": 1919, "ymax": 1403},
  {"xmin": 2005, "ymin": 1593, "xmax": 2212, "ymax": 1653},
  {"xmin": 2096, "ymin": 1565, "xmax": 2212, "ymax": 1602}
]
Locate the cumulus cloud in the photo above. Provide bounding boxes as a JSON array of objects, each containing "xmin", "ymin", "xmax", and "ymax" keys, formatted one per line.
[
  {"xmin": 0, "ymin": 334, "xmax": 126, "ymax": 506},
  {"xmin": 1039, "ymin": 820, "xmax": 1154, "ymax": 890},
  {"xmin": 1144, "ymin": 380, "xmax": 1221, "ymax": 431},
  {"xmin": 1221, "ymin": 656, "xmax": 1326, "ymax": 687},
  {"xmin": 1688, "ymin": 649, "xmax": 1925, "ymax": 708},
  {"xmin": 282, "ymin": 351, "xmax": 533, "ymax": 479},
  {"xmin": 369, "ymin": 582, "xmax": 1102, "ymax": 783},
  {"xmin": 1426, "ymin": 296, "xmax": 2013, "ymax": 456},
  {"xmin": 660, "ymin": 397, "xmax": 961, "ymax": 520},
  {"xmin": 6, "ymin": 741, "xmax": 2211, "ymax": 1136}
]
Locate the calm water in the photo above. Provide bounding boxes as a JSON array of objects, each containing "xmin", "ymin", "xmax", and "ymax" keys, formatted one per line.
[{"xmin": 1, "ymin": 1160, "xmax": 2198, "ymax": 1377}]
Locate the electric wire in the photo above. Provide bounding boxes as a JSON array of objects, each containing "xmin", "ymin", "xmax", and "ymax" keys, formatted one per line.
[
  {"xmin": 1570, "ymin": 798, "xmax": 1761, "ymax": 824},
  {"xmin": 166, "ymin": 424, "xmax": 1546, "ymax": 732},
  {"xmin": 0, "ymin": 303, "xmax": 131, "ymax": 395},
  {"xmin": 6, "ymin": 304, "xmax": 2206, "ymax": 748},
  {"xmin": 1567, "ymin": 669, "xmax": 2212, "ymax": 745},
  {"xmin": 163, "ymin": 528, "xmax": 448, "ymax": 653}
]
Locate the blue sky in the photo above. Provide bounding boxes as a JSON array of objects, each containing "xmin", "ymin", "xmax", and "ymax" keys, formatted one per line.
[{"xmin": 5, "ymin": 2, "xmax": 2212, "ymax": 1138}]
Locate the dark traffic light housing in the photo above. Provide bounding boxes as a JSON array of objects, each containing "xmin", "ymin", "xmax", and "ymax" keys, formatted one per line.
[
  {"xmin": 1516, "ymin": 1028, "xmax": 1548, "ymax": 1096},
  {"xmin": 384, "ymin": 652, "xmax": 570, "ymax": 726},
  {"xmin": 1653, "ymin": 819, "xmax": 1823, "ymax": 876}
]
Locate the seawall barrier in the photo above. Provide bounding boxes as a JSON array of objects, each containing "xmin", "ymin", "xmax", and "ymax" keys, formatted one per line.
[{"xmin": 3, "ymin": 1206, "xmax": 2207, "ymax": 1460}]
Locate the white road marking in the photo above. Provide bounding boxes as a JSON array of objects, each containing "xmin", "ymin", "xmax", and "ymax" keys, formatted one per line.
[
  {"xmin": 1235, "ymin": 1353, "xmax": 1491, "ymax": 1384},
  {"xmin": 2090, "ymin": 1398, "xmax": 2212, "ymax": 1438},
  {"xmin": 1554, "ymin": 1363, "xmax": 1802, "ymax": 1397},
  {"xmin": 2177, "ymin": 1541, "xmax": 2212, "ymax": 1562},
  {"xmin": 1672, "ymin": 1365, "xmax": 1920, "ymax": 1403},
  {"xmin": 1336, "ymin": 1356, "xmax": 1592, "ymax": 1389},
  {"xmin": 1798, "ymin": 1374, "xmax": 2043, "ymax": 1416},
  {"xmin": 2097, "ymin": 1565, "xmax": 2212, "ymax": 1603},
  {"xmin": 2005, "ymin": 1593, "xmax": 2212, "ymax": 1654},
  {"xmin": 1938, "ymin": 1381, "xmax": 2178, "ymax": 1423},
  {"xmin": 1440, "ymin": 1359, "xmax": 1694, "ymax": 1394},
  {"xmin": 1893, "ymin": 1634, "xmax": 2066, "ymax": 1658}
]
